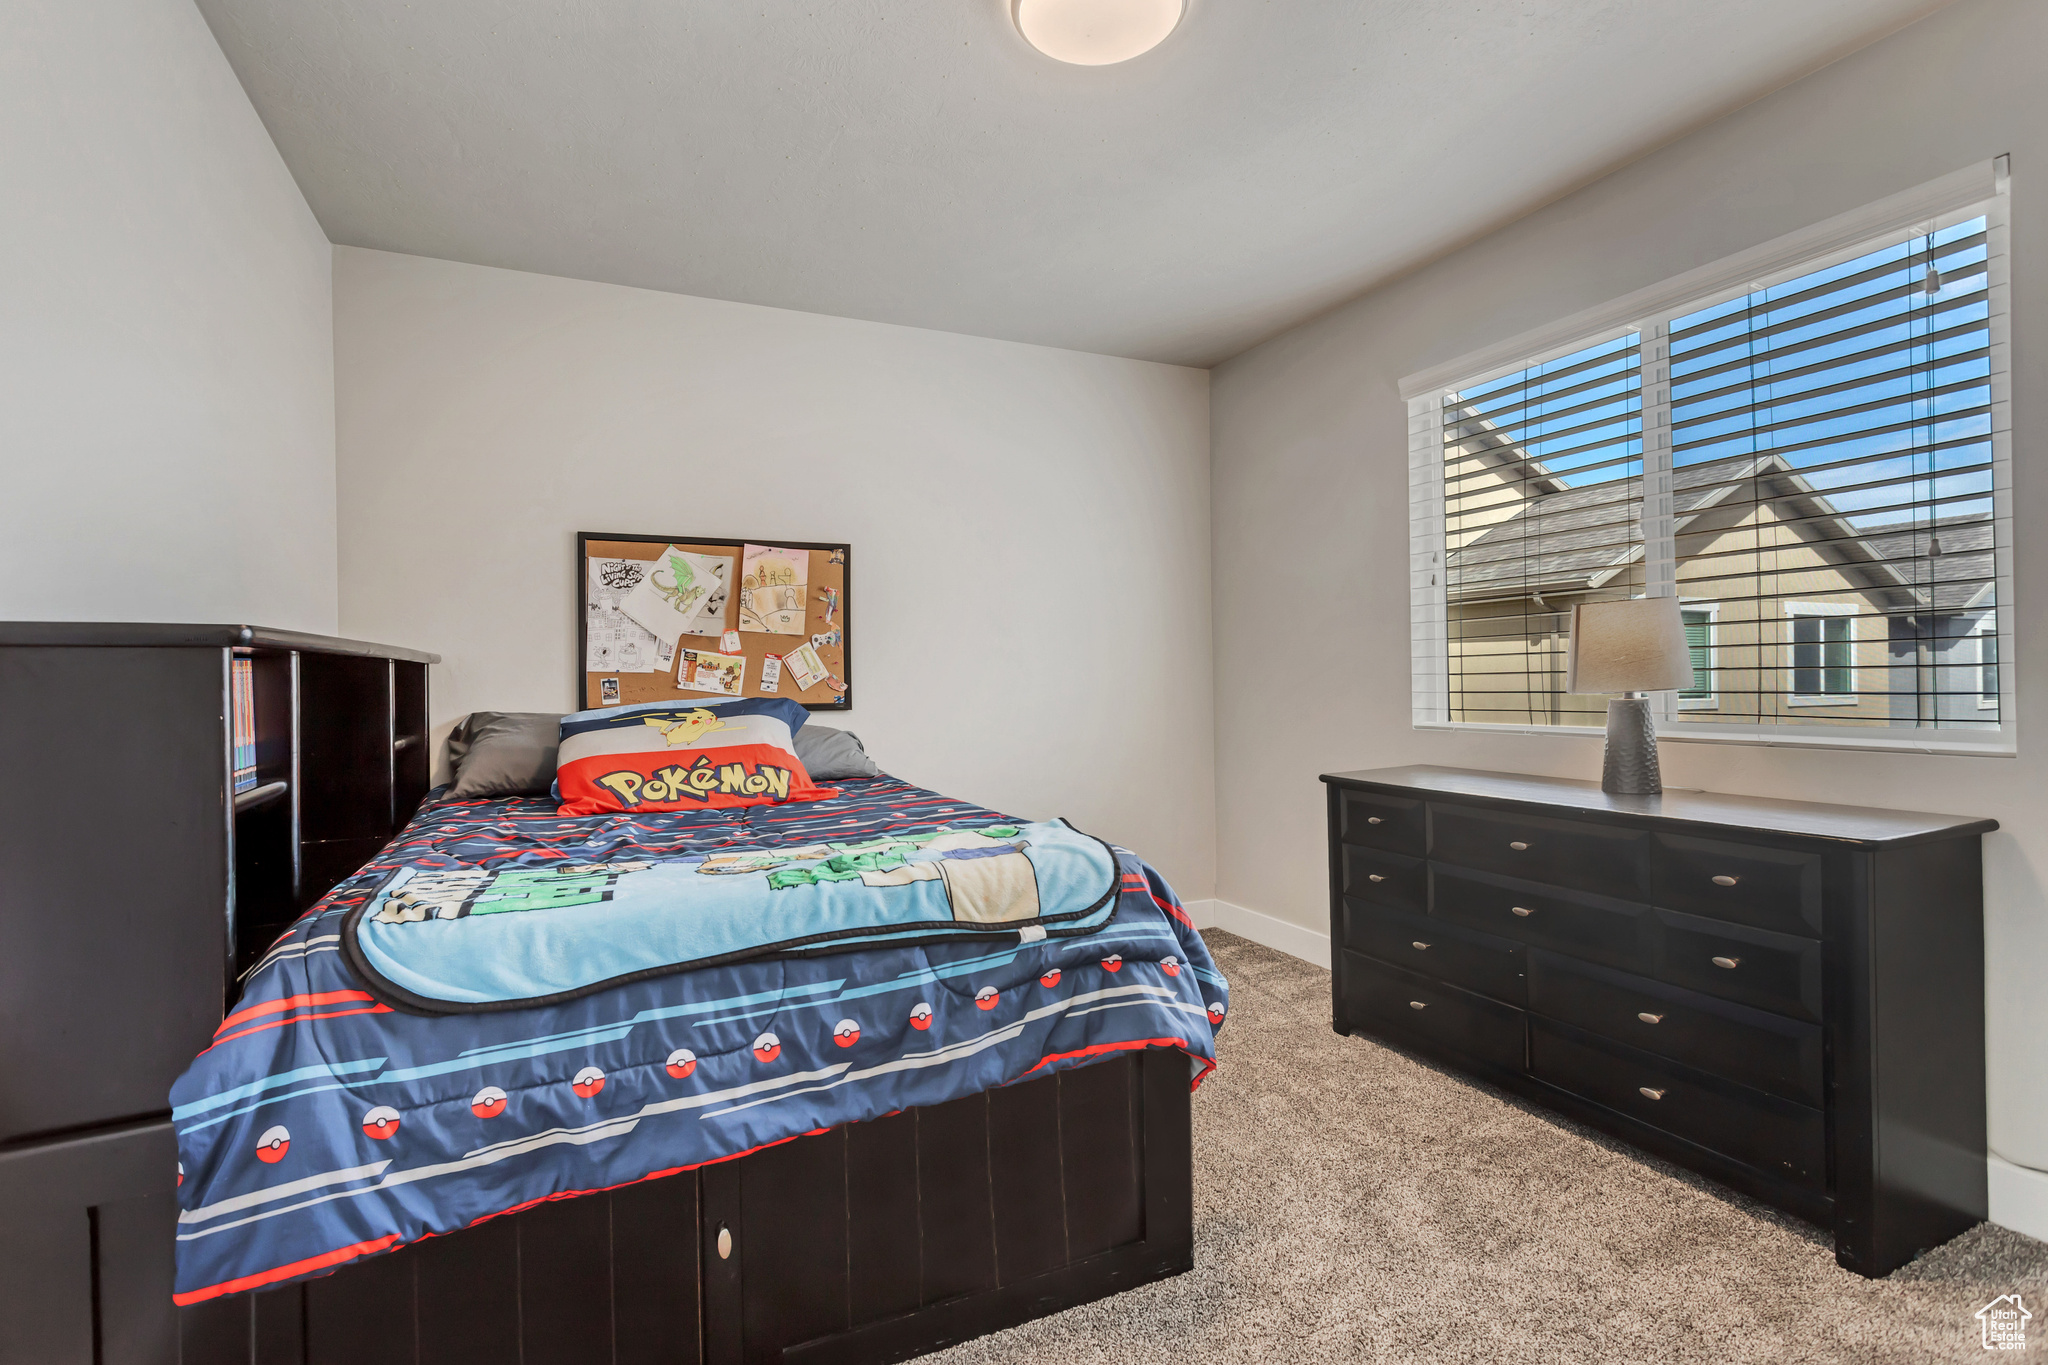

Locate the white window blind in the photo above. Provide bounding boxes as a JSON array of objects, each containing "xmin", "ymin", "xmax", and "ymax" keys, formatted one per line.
[{"xmin": 1408, "ymin": 163, "xmax": 2012, "ymax": 754}]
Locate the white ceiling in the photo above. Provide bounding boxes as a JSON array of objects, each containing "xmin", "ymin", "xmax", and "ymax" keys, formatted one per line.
[{"xmin": 195, "ymin": 0, "xmax": 1949, "ymax": 367}]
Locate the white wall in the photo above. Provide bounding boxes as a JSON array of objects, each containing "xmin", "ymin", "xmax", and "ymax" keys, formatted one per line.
[
  {"xmin": 334, "ymin": 247, "xmax": 1217, "ymax": 898},
  {"xmin": 0, "ymin": 0, "xmax": 337, "ymax": 632},
  {"xmin": 1209, "ymin": 0, "xmax": 2048, "ymax": 1182}
]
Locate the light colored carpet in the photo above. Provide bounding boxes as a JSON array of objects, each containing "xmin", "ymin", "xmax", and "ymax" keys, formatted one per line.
[{"xmin": 928, "ymin": 930, "xmax": 2048, "ymax": 1364}]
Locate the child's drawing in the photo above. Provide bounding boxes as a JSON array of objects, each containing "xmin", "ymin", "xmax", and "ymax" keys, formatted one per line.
[
  {"xmin": 622, "ymin": 546, "xmax": 728, "ymax": 643},
  {"xmin": 739, "ymin": 544, "xmax": 810, "ymax": 635}
]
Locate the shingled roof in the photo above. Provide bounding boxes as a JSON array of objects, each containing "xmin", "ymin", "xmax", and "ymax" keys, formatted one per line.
[{"xmin": 1448, "ymin": 450, "xmax": 1994, "ymax": 613}]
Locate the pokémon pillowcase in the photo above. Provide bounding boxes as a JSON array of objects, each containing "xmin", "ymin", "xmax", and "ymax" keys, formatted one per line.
[{"xmin": 555, "ymin": 699, "xmax": 836, "ymax": 816}]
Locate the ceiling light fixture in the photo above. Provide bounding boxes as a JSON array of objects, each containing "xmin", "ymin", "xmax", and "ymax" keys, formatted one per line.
[{"xmin": 1013, "ymin": 0, "xmax": 1184, "ymax": 65}]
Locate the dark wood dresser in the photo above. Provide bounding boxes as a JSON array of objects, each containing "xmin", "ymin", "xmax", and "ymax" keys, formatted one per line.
[{"xmin": 1322, "ymin": 765, "xmax": 1993, "ymax": 1277}]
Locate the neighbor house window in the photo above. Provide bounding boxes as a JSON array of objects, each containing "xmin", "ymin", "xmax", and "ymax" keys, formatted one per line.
[
  {"xmin": 1406, "ymin": 161, "xmax": 2012, "ymax": 754},
  {"xmin": 1679, "ymin": 606, "xmax": 1717, "ymax": 708},
  {"xmin": 1787, "ymin": 604, "xmax": 1857, "ymax": 703},
  {"xmin": 1976, "ymin": 622, "xmax": 2000, "ymax": 709}
]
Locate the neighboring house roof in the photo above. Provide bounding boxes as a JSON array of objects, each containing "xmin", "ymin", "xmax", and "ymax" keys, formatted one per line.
[
  {"xmin": 1443, "ymin": 400, "xmax": 1570, "ymax": 498},
  {"xmin": 1448, "ymin": 448, "xmax": 1993, "ymax": 613},
  {"xmin": 1856, "ymin": 515, "xmax": 1997, "ymax": 613}
]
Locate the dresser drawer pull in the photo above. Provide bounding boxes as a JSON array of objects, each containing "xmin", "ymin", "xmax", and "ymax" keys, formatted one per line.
[
  {"xmin": 1638, "ymin": 1086, "xmax": 1666, "ymax": 1101},
  {"xmin": 1508, "ymin": 841, "xmax": 1530, "ymax": 851},
  {"xmin": 1367, "ymin": 816, "xmax": 1384, "ymax": 825},
  {"xmin": 1411, "ymin": 941, "xmax": 1431, "ymax": 951},
  {"xmin": 1636, "ymin": 1012, "xmax": 1664, "ymax": 1024},
  {"xmin": 1711, "ymin": 956, "xmax": 1741, "ymax": 970},
  {"xmin": 1509, "ymin": 905, "xmax": 1534, "ymax": 917},
  {"xmin": 1408, "ymin": 1000, "xmax": 1427, "ymax": 1010},
  {"xmin": 1711, "ymin": 874, "xmax": 1740, "ymax": 887},
  {"xmin": 1367, "ymin": 873, "xmax": 1386, "ymax": 883}
]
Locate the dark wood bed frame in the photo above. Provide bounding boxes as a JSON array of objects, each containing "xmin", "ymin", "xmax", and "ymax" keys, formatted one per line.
[
  {"xmin": 0, "ymin": 626, "xmax": 1194, "ymax": 1365},
  {"xmin": 169, "ymin": 1049, "xmax": 1192, "ymax": 1365}
]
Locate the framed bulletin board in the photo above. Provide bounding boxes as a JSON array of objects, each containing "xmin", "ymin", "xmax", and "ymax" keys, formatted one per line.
[{"xmin": 577, "ymin": 533, "xmax": 851, "ymax": 712}]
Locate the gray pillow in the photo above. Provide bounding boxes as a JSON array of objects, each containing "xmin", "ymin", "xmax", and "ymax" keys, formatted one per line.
[
  {"xmin": 794, "ymin": 724, "xmax": 880, "ymax": 780},
  {"xmin": 448, "ymin": 712, "xmax": 563, "ymax": 798}
]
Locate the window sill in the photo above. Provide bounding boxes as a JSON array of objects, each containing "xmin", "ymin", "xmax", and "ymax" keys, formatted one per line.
[
  {"xmin": 1414, "ymin": 718, "xmax": 2016, "ymax": 757},
  {"xmin": 1787, "ymin": 696, "xmax": 1859, "ymax": 708}
]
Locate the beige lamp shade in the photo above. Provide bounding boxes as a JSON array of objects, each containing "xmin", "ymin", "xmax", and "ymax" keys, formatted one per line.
[{"xmin": 1567, "ymin": 598, "xmax": 1695, "ymax": 694}]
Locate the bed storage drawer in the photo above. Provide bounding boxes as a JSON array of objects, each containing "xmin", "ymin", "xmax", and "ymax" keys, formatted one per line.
[
  {"xmin": 1432, "ymin": 865, "xmax": 1649, "ymax": 974},
  {"xmin": 1650, "ymin": 833, "xmax": 1822, "ymax": 937},
  {"xmin": 1341, "ymin": 846, "xmax": 1426, "ymax": 913},
  {"xmin": 1529, "ymin": 1018, "xmax": 1825, "ymax": 1192},
  {"xmin": 1340, "ymin": 952, "xmax": 1526, "ymax": 1072},
  {"xmin": 1338, "ymin": 789, "xmax": 1425, "ymax": 857},
  {"xmin": 1526, "ymin": 950, "xmax": 1822, "ymax": 1106},
  {"xmin": 1652, "ymin": 909, "xmax": 1822, "ymax": 1022},
  {"xmin": 1341, "ymin": 899, "xmax": 1526, "ymax": 1005},
  {"xmin": 1429, "ymin": 803, "xmax": 1647, "ymax": 901}
]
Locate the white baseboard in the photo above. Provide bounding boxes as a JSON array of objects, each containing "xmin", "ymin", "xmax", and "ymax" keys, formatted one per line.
[
  {"xmin": 1186, "ymin": 898, "xmax": 1331, "ymax": 970},
  {"xmin": 1989, "ymin": 1154, "xmax": 2048, "ymax": 1243}
]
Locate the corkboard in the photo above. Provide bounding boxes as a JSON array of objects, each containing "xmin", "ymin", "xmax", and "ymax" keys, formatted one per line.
[{"xmin": 576, "ymin": 533, "xmax": 851, "ymax": 712}]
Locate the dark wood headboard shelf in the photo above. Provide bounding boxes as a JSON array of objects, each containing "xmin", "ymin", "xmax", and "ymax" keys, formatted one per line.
[
  {"xmin": 0, "ymin": 621, "xmax": 439, "ymax": 662},
  {"xmin": 0, "ymin": 624, "xmax": 438, "ymax": 1150}
]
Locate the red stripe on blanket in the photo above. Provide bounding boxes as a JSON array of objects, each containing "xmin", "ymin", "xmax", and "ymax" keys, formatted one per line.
[
  {"xmin": 203, "ymin": 1004, "xmax": 393, "ymax": 1052},
  {"xmin": 217, "ymin": 990, "xmax": 377, "ymax": 1035},
  {"xmin": 1018, "ymin": 1038, "xmax": 1215, "ymax": 1091},
  {"xmin": 1149, "ymin": 893, "xmax": 1195, "ymax": 929},
  {"xmin": 173, "ymin": 1234, "xmax": 402, "ymax": 1305}
]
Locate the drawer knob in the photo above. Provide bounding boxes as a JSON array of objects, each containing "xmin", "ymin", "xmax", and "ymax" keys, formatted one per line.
[
  {"xmin": 1367, "ymin": 873, "xmax": 1387, "ymax": 883},
  {"xmin": 1408, "ymin": 1000, "xmax": 1427, "ymax": 1010},
  {"xmin": 1510, "ymin": 905, "xmax": 1534, "ymax": 917},
  {"xmin": 1509, "ymin": 841, "xmax": 1530, "ymax": 851},
  {"xmin": 1411, "ymin": 940, "xmax": 1431, "ymax": 951},
  {"xmin": 717, "ymin": 1224, "xmax": 733, "ymax": 1260},
  {"xmin": 1367, "ymin": 816, "xmax": 1385, "ymax": 825},
  {"xmin": 1638, "ymin": 1086, "xmax": 1666, "ymax": 1101},
  {"xmin": 1711, "ymin": 874, "xmax": 1739, "ymax": 887},
  {"xmin": 1637, "ymin": 1012, "xmax": 1664, "ymax": 1024},
  {"xmin": 1711, "ymin": 955, "xmax": 1741, "ymax": 970}
]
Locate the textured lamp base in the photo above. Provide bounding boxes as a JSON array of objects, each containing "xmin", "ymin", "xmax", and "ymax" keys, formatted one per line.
[{"xmin": 1601, "ymin": 695, "xmax": 1662, "ymax": 795}]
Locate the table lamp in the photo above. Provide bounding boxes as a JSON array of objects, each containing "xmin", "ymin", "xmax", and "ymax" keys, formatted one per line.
[{"xmin": 1566, "ymin": 597, "xmax": 1694, "ymax": 796}]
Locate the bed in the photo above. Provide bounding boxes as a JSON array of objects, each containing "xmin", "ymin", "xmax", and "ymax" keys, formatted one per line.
[{"xmin": 170, "ymin": 767, "xmax": 1225, "ymax": 1363}]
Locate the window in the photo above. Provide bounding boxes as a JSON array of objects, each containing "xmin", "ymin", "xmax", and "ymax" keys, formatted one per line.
[
  {"xmin": 1786, "ymin": 604, "xmax": 1856, "ymax": 703},
  {"xmin": 1976, "ymin": 621, "xmax": 2000, "ymax": 709},
  {"xmin": 1407, "ymin": 161, "xmax": 2012, "ymax": 753},
  {"xmin": 1679, "ymin": 606, "xmax": 1716, "ymax": 707}
]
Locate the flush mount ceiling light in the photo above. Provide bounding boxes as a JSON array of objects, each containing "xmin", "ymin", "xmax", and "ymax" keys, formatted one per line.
[{"xmin": 1013, "ymin": 0, "xmax": 1185, "ymax": 65}]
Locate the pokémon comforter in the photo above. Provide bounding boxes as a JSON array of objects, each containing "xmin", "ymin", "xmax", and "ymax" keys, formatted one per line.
[{"xmin": 170, "ymin": 776, "xmax": 1226, "ymax": 1305}]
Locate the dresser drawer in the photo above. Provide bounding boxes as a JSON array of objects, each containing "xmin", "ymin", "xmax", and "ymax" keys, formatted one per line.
[
  {"xmin": 1526, "ymin": 950, "xmax": 1822, "ymax": 1106},
  {"xmin": 1342, "ymin": 845, "xmax": 1426, "ymax": 913},
  {"xmin": 1430, "ymin": 803, "xmax": 1647, "ymax": 901},
  {"xmin": 1341, "ymin": 952, "xmax": 1526, "ymax": 1072},
  {"xmin": 1653, "ymin": 908, "xmax": 1822, "ymax": 1022},
  {"xmin": 1433, "ymin": 865, "xmax": 1650, "ymax": 974},
  {"xmin": 1342, "ymin": 898, "xmax": 1526, "ymax": 1005},
  {"xmin": 1651, "ymin": 832, "xmax": 1822, "ymax": 937},
  {"xmin": 1338, "ymin": 788, "xmax": 1425, "ymax": 857},
  {"xmin": 1530, "ymin": 1019, "xmax": 1825, "ymax": 1191}
]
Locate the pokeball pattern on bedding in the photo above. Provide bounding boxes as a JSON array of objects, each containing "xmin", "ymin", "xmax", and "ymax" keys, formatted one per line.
[{"xmin": 169, "ymin": 775, "xmax": 1226, "ymax": 1305}]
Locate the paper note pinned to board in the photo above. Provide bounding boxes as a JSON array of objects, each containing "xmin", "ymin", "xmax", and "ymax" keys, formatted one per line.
[
  {"xmin": 783, "ymin": 642, "xmax": 827, "ymax": 691},
  {"xmin": 586, "ymin": 558, "xmax": 675, "ymax": 673},
  {"xmin": 759, "ymin": 654, "xmax": 782, "ymax": 693},
  {"xmin": 739, "ymin": 545, "xmax": 810, "ymax": 635},
  {"xmin": 624, "ymin": 547, "xmax": 728, "ymax": 643},
  {"xmin": 677, "ymin": 649, "xmax": 747, "ymax": 698}
]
